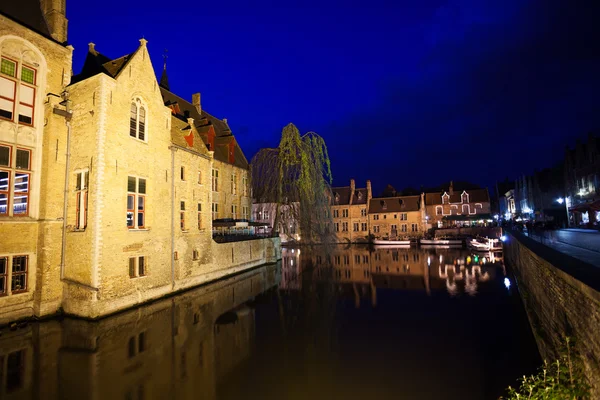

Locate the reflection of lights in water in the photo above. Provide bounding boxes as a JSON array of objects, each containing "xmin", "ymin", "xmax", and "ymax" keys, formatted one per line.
[
  {"xmin": 427, "ymin": 256, "xmax": 431, "ymax": 266},
  {"xmin": 504, "ymin": 278, "xmax": 511, "ymax": 289},
  {"xmin": 439, "ymin": 255, "xmax": 443, "ymax": 264},
  {"xmin": 291, "ymin": 249, "xmax": 294, "ymax": 253}
]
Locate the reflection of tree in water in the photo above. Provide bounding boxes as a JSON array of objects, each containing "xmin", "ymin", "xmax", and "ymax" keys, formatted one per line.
[{"xmin": 276, "ymin": 245, "xmax": 340, "ymax": 389}]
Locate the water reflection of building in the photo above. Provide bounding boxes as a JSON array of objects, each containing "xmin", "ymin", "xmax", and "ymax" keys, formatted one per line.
[
  {"xmin": 280, "ymin": 246, "xmax": 500, "ymax": 301},
  {"xmin": 0, "ymin": 263, "xmax": 279, "ymax": 400}
]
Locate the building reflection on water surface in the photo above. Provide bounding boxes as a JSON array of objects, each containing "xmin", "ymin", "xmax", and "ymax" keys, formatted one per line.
[{"xmin": 0, "ymin": 246, "xmax": 538, "ymax": 400}]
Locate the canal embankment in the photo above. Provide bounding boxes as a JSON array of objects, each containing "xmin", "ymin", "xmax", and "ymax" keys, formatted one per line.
[{"xmin": 504, "ymin": 229, "xmax": 600, "ymax": 397}]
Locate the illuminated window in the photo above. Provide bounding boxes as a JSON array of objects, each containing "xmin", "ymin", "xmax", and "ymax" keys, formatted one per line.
[
  {"xmin": 127, "ymin": 176, "xmax": 146, "ymax": 229},
  {"xmin": 231, "ymin": 173, "xmax": 237, "ymax": 195},
  {"xmin": 1, "ymin": 57, "xmax": 37, "ymax": 126},
  {"xmin": 231, "ymin": 204, "xmax": 237, "ymax": 219},
  {"xmin": 211, "ymin": 169, "xmax": 218, "ymax": 191},
  {"xmin": 436, "ymin": 206, "xmax": 443, "ymax": 215},
  {"xmin": 75, "ymin": 170, "xmax": 89, "ymax": 229},
  {"xmin": 461, "ymin": 192, "xmax": 469, "ymax": 203},
  {"xmin": 129, "ymin": 101, "xmax": 146, "ymax": 141},
  {"xmin": 242, "ymin": 206, "xmax": 249, "ymax": 220},
  {"xmin": 129, "ymin": 256, "xmax": 146, "ymax": 278},
  {"xmin": 0, "ymin": 144, "xmax": 31, "ymax": 216}
]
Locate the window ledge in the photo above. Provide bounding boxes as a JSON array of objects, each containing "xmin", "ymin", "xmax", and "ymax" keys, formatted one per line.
[
  {"xmin": 129, "ymin": 228, "xmax": 150, "ymax": 232},
  {"xmin": 71, "ymin": 229, "xmax": 87, "ymax": 233},
  {"xmin": 182, "ymin": 230, "xmax": 190, "ymax": 233}
]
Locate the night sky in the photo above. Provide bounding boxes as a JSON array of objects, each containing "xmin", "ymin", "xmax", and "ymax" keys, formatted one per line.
[{"xmin": 67, "ymin": 0, "xmax": 600, "ymax": 195}]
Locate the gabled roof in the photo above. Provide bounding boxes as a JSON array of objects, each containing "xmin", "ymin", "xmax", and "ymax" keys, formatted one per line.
[
  {"xmin": 170, "ymin": 118, "xmax": 210, "ymax": 156},
  {"xmin": 331, "ymin": 187, "xmax": 351, "ymax": 206},
  {"xmin": 369, "ymin": 195, "xmax": 420, "ymax": 213},
  {"xmin": 425, "ymin": 189, "xmax": 490, "ymax": 205},
  {"xmin": 0, "ymin": 1, "xmax": 52, "ymax": 41},
  {"xmin": 160, "ymin": 87, "xmax": 249, "ymax": 169},
  {"xmin": 71, "ymin": 45, "xmax": 137, "ymax": 85}
]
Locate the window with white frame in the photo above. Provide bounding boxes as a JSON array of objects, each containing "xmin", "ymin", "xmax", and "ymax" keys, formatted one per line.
[
  {"xmin": 342, "ymin": 222, "xmax": 348, "ymax": 232},
  {"xmin": 0, "ymin": 57, "xmax": 37, "ymax": 125},
  {"xmin": 242, "ymin": 176, "xmax": 248, "ymax": 196},
  {"xmin": 391, "ymin": 224, "xmax": 397, "ymax": 233},
  {"xmin": 212, "ymin": 202, "xmax": 218, "ymax": 220},
  {"xmin": 242, "ymin": 206, "xmax": 249, "ymax": 220},
  {"xmin": 400, "ymin": 213, "xmax": 407, "ymax": 220},
  {"xmin": 411, "ymin": 223, "xmax": 418, "ymax": 232},
  {"xmin": 127, "ymin": 176, "xmax": 146, "ymax": 229},
  {"xmin": 342, "ymin": 209, "xmax": 348, "ymax": 218},
  {"xmin": 129, "ymin": 100, "xmax": 146, "ymax": 141},
  {"xmin": 373, "ymin": 225, "xmax": 380, "ymax": 233},
  {"xmin": 401, "ymin": 224, "xmax": 407, "ymax": 232},
  {"xmin": 335, "ymin": 222, "xmax": 339, "ymax": 232},
  {"xmin": 353, "ymin": 222, "xmax": 359, "ymax": 231},
  {"xmin": 75, "ymin": 170, "xmax": 89, "ymax": 229},
  {"xmin": 212, "ymin": 169, "xmax": 219, "ymax": 191},
  {"xmin": 333, "ymin": 209, "xmax": 339, "ymax": 218},
  {"xmin": 231, "ymin": 173, "xmax": 237, "ymax": 195},
  {"xmin": 373, "ymin": 215, "xmax": 379, "ymax": 220},
  {"xmin": 361, "ymin": 222, "xmax": 367, "ymax": 231},
  {"xmin": 0, "ymin": 255, "xmax": 28, "ymax": 295},
  {"xmin": 231, "ymin": 204, "xmax": 237, "ymax": 219},
  {"xmin": 361, "ymin": 208, "xmax": 367, "ymax": 217},
  {"xmin": 0, "ymin": 143, "xmax": 31, "ymax": 216},
  {"xmin": 461, "ymin": 192, "xmax": 469, "ymax": 203},
  {"xmin": 442, "ymin": 194, "xmax": 449, "ymax": 204},
  {"xmin": 128, "ymin": 256, "xmax": 146, "ymax": 278}
]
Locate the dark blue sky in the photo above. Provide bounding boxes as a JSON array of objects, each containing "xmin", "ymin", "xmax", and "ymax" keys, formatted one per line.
[{"xmin": 68, "ymin": 0, "xmax": 600, "ymax": 195}]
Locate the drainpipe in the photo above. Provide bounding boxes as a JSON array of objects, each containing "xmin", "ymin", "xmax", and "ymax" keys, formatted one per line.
[
  {"xmin": 170, "ymin": 146, "xmax": 176, "ymax": 287},
  {"xmin": 54, "ymin": 91, "xmax": 73, "ymax": 280}
]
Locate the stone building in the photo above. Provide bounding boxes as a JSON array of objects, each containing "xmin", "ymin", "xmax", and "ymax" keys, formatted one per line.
[
  {"xmin": 331, "ymin": 179, "xmax": 372, "ymax": 243},
  {"xmin": 564, "ymin": 132, "xmax": 600, "ymax": 227},
  {"xmin": 0, "ymin": 1, "xmax": 280, "ymax": 325},
  {"xmin": 424, "ymin": 183, "xmax": 491, "ymax": 227},
  {"xmin": 0, "ymin": 0, "xmax": 72, "ymax": 322},
  {"xmin": 368, "ymin": 195, "xmax": 424, "ymax": 239}
]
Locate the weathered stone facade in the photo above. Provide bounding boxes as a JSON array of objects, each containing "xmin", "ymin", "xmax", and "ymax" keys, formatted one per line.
[
  {"xmin": 425, "ymin": 183, "xmax": 491, "ymax": 228},
  {"xmin": 368, "ymin": 195, "xmax": 425, "ymax": 239},
  {"xmin": 0, "ymin": 3, "xmax": 280, "ymax": 325},
  {"xmin": 504, "ymin": 231, "xmax": 600, "ymax": 397},
  {"xmin": 331, "ymin": 179, "xmax": 371, "ymax": 243}
]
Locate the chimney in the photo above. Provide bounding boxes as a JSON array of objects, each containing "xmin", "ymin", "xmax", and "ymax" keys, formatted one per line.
[
  {"xmin": 449, "ymin": 181, "xmax": 454, "ymax": 196},
  {"xmin": 192, "ymin": 93, "xmax": 201, "ymax": 114},
  {"xmin": 366, "ymin": 180, "xmax": 372, "ymax": 200},
  {"xmin": 349, "ymin": 179, "xmax": 356, "ymax": 205},
  {"xmin": 88, "ymin": 43, "xmax": 96, "ymax": 54},
  {"xmin": 40, "ymin": 0, "xmax": 68, "ymax": 43}
]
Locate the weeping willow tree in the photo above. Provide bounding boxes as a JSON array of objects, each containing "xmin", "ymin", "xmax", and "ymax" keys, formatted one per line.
[{"xmin": 251, "ymin": 123, "xmax": 334, "ymax": 244}]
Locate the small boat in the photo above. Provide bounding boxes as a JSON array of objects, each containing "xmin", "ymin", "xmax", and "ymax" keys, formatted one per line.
[
  {"xmin": 468, "ymin": 237, "xmax": 502, "ymax": 252},
  {"xmin": 420, "ymin": 244, "xmax": 463, "ymax": 249},
  {"xmin": 373, "ymin": 239, "xmax": 411, "ymax": 245},
  {"xmin": 420, "ymin": 238, "xmax": 463, "ymax": 245},
  {"xmin": 373, "ymin": 244, "xmax": 411, "ymax": 250}
]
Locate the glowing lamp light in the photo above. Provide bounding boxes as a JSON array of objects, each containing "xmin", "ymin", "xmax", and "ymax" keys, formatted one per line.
[
  {"xmin": 556, "ymin": 198, "xmax": 564, "ymax": 204},
  {"xmin": 500, "ymin": 235, "xmax": 507, "ymax": 242},
  {"xmin": 474, "ymin": 255, "xmax": 479, "ymax": 263},
  {"xmin": 504, "ymin": 278, "xmax": 511, "ymax": 289}
]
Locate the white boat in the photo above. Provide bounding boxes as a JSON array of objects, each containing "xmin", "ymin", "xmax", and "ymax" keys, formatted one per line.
[
  {"xmin": 420, "ymin": 239, "xmax": 463, "ymax": 245},
  {"xmin": 468, "ymin": 238, "xmax": 502, "ymax": 252},
  {"xmin": 373, "ymin": 244, "xmax": 411, "ymax": 250},
  {"xmin": 373, "ymin": 239, "xmax": 411, "ymax": 246},
  {"xmin": 420, "ymin": 244, "xmax": 463, "ymax": 249}
]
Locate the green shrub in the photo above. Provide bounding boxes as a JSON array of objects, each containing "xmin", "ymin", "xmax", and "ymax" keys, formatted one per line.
[{"xmin": 500, "ymin": 337, "xmax": 590, "ymax": 399}]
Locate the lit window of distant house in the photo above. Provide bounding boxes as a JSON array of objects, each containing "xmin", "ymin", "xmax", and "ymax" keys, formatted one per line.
[
  {"xmin": 212, "ymin": 202, "xmax": 219, "ymax": 220},
  {"xmin": 129, "ymin": 100, "xmax": 146, "ymax": 141},
  {"xmin": 474, "ymin": 203, "xmax": 482, "ymax": 213},
  {"xmin": 436, "ymin": 206, "xmax": 442, "ymax": 215},
  {"xmin": 1, "ymin": 57, "xmax": 37, "ymax": 126},
  {"xmin": 127, "ymin": 176, "xmax": 146, "ymax": 229},
  {"xmin": 361, "ymin": 208, "xmax": 367, "ymax": 217},
  {"xmin": 461, "ymin": 191, "xmax": 469, "ymax": 203},
  {"xmin": 0, "ymin": 255, "xmax": 28, "ymax": 295},
  {"xmin": 0, "ymin": 143, "xmax": 31, "ymax": 216},
  {"xmin": 129, "ymin": 256, "xmax": 146, "ymax": 278},
  {"xmin": 75, "ymin": 170, "xmax": 89, "ymax": 229},
  {"xmin": 442, "ymin": 193, "xmax": 449, "ymax": 204}
]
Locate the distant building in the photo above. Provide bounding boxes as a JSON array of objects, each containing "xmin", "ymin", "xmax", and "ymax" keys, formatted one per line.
[
  {"xmin": 424, "ymin": 182, "xmax": 491, "ymax": 228},
  {"xmin": 368, "ymin": 195, "xmax": 424, "ymax": 239},
  {"xmin": 564, "ymin": 133, "xmax": 600, "ymax": 227},
  {"xmin": 331, "ymin": 179, "xmax": 372, "ymax": 243}
]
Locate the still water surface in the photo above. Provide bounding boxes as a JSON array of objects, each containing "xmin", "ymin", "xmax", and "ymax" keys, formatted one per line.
[{"xmin": 0, "ymin": 245, "xmax": 539, "ymax": 400}]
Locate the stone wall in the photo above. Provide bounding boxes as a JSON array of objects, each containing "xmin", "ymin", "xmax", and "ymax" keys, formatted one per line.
[{"xmin": 504, "ymin": 231, "xmax": 600, "ymax": 396}]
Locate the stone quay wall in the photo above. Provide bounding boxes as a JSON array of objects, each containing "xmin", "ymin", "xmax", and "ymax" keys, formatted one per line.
[{"xmin": 504, "ymin": 230, "xmax": 600, "ymax": 396}]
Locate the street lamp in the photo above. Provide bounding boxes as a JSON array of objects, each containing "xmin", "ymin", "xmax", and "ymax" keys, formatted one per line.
[{"xmin": 556, "ymin": 197, "xmax": 569, "ymax": 228}]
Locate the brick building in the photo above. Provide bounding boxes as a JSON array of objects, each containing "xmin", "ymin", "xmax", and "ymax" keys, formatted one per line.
[
  {"xmin": 424, "ymin": 182, "xmax": 491, "ymax": 227},
  {"xmin": 331, "ymin": 179, "xmax": 372, "ymax": 243},
  {"xmin": 368, "ymin": 195, "xmax": 424, "ymax": 239}
]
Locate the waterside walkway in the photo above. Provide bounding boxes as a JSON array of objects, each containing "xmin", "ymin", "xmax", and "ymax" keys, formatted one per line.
[{"xmin": 525, "ymin": 229, "xmax": 600, "ymax": 268}]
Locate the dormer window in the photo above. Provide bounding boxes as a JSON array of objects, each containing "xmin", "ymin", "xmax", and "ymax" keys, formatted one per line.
[
  {"xmin": 381, "ymin": 200, "xmax": 387, "ymax": 210},
  {"xmin": 335, "ymin": 194, "xmax": 340, "ymax": 203},
  {"xmin": 442, "ymin": 193, "xmax": 449, "ymax": 204},
  {"xmin": 357, "ymin": 192, "xmax": 363, "ymax": 200},
  {"xmin": 461, "ymin": 191, "xmax": 469, "ymax": 203},
  {"xmin": 130, "ymin": 100, "xmax": 146, "ymax": 141}
]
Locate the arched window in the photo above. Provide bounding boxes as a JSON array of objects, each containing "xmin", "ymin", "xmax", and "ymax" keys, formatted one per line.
[
  {"xmin": 130, "ymin": 100, "xmax": 146, "ymax": 140},
  {"xmin": 461, "ymin": 191, "xmax": 469, "ymax": 203}
]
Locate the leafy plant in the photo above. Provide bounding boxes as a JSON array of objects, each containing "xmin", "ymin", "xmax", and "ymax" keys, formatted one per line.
[{"xmin": 500, "ymin": 337, "xmax": 590, "ymax": 399}]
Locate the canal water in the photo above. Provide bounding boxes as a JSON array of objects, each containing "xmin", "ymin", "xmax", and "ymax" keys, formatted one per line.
[{"xmin": 0, "ymin": 245, "xmax": 540, "ymax": 400}]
